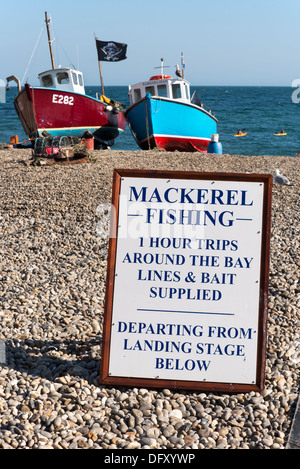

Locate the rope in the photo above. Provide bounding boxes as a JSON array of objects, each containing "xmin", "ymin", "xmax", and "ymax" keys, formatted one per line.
[
  {"xmin": 52, "ymin": 25, "xmax": 75, "ymax": 69},
  {"xmin": 21, "ymin": 25, "xmax": 44, "ymax": 85}
]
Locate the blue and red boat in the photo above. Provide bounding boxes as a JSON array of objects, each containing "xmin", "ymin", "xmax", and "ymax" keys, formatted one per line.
[{"xmin": 125, "ymin": 58, "xmax": 218, "ymax": 152}]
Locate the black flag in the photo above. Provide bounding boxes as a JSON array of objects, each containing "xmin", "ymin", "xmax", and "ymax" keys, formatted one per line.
[{"xmin": 96, "ymin": 40, "xmax": 127, "ymax": 62}]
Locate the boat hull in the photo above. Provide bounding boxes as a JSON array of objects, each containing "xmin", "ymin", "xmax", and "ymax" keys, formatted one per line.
[
  {"xmin": 14, "ymin": 84, "xmax": 126, "ymax": 144},
  {"xmin": 125, "ymin": 95, "xmax": 217, "ymax": 152}
]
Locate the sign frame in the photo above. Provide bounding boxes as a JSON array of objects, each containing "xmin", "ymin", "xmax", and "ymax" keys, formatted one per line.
[{"xmin": 100, "ymin": 169, "xmax": 272, "ymax": 393}]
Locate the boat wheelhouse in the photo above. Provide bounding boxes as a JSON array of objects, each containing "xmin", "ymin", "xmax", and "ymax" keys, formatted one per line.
[
  {"xmin": 38, "ymin": 68, "xmax": 85, "ymax": 95},
  {"xmin": 128, "ymin": 75, "xmax": 191, "ymax": 106}
]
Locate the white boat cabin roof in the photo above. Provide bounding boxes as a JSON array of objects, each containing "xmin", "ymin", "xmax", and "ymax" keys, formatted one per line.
[
  {"xmin": 128, "ymin": 75, "xmax": 191, "ymax": 106},
  {"xmin": 38, "ymin": 67, "xmax": 85, "ymax": 94}
]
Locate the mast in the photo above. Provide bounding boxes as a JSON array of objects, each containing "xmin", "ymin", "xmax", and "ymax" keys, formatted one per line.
[
  {"xmin": 95, "ymin": 35, "xmax": 105, "ymax": 95},
  {"xmin": 181, "ymin": 52, "xmax": 185, "ymax": 79},
  {"xmin": 45, "ymin": 11, "xmax": 55, "ymax": 70}
]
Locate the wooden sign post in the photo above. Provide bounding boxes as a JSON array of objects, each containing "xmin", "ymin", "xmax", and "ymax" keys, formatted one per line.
[{"xmin": 100, "ymin": 169, "xmax": 272, "ymax": 392}]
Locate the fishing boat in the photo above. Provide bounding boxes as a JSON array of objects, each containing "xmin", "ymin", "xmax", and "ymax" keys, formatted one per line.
[
  {"xmin": 6, "ymin": 12, "xmax": 126, "ymax": 148},
  {"xmin": 125, "ymin": 57, "xmax": 217, "ymax": 152}
]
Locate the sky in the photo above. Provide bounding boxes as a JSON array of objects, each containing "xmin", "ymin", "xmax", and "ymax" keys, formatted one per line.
[{"xmin": 1, "ymin": 0, "xmax": 300, "ymax": 87}]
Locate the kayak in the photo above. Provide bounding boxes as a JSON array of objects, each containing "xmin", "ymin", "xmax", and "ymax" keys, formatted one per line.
[
  {"xmin": 234, "ymin": 132, "xmax": 247, "ymax": 137},
  {"xmin": 274, "ymin": 132, "xmax": 287, "ymax": 136}
]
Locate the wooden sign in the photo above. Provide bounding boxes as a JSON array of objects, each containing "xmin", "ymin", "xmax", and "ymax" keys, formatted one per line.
[{"xmin": 100, "ymin": 169, "xmax": 272, "ymax": 392}]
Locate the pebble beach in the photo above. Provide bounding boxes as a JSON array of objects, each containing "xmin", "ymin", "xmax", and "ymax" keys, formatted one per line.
[{"xmin": 0, "ymin": 147, "xmax": 299, "ymax": 450}]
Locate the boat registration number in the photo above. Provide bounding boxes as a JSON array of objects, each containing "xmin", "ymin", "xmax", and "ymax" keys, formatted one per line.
[{"xmin": 52, "ymin": 94, "xmax": 74, "ymax": 105}]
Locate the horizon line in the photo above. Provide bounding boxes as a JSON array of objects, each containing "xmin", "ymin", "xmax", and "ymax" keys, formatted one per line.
[{"xmin": 5, "ymin": 83, "xmax": 294, "ymax": 88}]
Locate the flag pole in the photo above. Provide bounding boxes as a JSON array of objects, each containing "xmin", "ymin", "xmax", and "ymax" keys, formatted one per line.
[{"xmin": 95, "ymin": 35, "xmax": 105, "ymax": 96}]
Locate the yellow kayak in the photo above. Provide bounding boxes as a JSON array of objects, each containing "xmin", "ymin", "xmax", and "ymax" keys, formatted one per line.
[
  {"xmin": 274, "ymin": 132, "xmax": 287, "ymax": 136},
  {"xmin": 234, "ymin": 132, "xmax": 247, "ymax": 137}
]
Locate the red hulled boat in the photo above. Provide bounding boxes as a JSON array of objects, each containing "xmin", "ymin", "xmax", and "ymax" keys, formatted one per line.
[{"xmin": 7, "ymin": 12, "xmax": 126, "ymax": 148}]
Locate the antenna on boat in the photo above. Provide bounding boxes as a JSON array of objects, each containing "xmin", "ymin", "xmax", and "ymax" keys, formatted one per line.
[
  {"xmin": 154, "ymin": 58, "xmax": 170, "ymax": 76},
  {"xmin": 181, "ymin": 52, "xmax": 185, "ymax": 79},
  {"xmin": 45, "ymin": 12, "xmax": 55, "ymax": 70}
]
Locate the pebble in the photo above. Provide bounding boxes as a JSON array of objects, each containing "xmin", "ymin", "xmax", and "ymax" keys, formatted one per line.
[{"xmin": 0, "ymin": 149, "xmax": 299, "ymax": 449}]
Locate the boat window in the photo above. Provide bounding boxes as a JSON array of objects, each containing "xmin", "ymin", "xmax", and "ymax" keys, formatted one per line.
[
  {"xmin": 78, "ymin": 74, "xmax": 83, "ymax": 86},
  {"xmin": 157, "ymin": 85, "xmax": 167, "ymax": 97},
  {"xmin": 72, "ymin": 72, "xmax": 78, "ymax": 85},
  {"xmin": 145, "ymin": 86, "xmax": 155, "ymax": 96},
  {"xmin": 172, "ymin": 84, "xmax": 181, "ymax": 99},
  {"xmin": 41, "ymin": 74, "xmax": 53, "ymax": 87},
  {"xmin": 56, "ymin": 72, "xmax": 70, "ymax": 84},
  {"xmin": 134, "ymin": 88, "xmax": 141, "ymax": 102}
]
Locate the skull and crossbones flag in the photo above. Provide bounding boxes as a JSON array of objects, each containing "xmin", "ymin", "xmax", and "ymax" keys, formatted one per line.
[{"xmin": 96, "ymin": 40, "xmax": 127, "ymax": 62}]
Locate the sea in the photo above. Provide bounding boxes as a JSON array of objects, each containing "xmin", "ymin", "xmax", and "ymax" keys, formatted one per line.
[{"xmin": 1, "ymin": 85, "xmax": 299, "ymax": 157}]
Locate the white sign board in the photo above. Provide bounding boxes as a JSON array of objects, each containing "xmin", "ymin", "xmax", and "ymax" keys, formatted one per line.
[{"xmin": 100, "ymin": 170, "xmax": 272, "ymax": 392}]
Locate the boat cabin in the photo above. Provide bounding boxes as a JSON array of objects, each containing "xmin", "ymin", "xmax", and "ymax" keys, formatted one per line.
[
  {"xmin": 128, "ymin": 76, "xmax": 191, "ymax": 106},
  {"xmin": 38, "ymin": 67, "xmax": 85, "ymax": 95}
]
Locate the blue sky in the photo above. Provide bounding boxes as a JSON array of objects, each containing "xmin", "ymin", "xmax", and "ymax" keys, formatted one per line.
[{"xmin": 1, "ymin": 0, "xmax": 300, "ymax": 86}]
